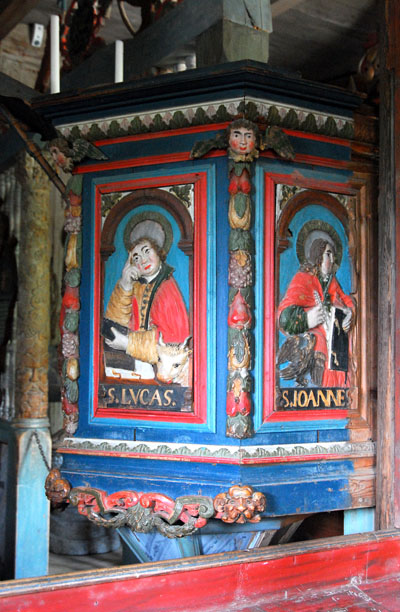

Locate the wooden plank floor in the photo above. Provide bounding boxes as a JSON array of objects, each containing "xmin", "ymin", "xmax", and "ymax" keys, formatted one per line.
[{"xmin": 48, "ymin": 548, "xmax": 124, "ymax": 576}]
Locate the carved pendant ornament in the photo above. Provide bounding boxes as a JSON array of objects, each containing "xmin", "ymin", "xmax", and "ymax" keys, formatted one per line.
[
  {"xmin": 45, "ymin": 470, "xmax": 266, "ymax": 537},
  {"xmin": 191, "ymin": 119, "xmax": 294, "ymax": 438}
]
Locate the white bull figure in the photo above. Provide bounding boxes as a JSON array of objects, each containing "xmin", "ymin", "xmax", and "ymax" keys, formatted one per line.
[{"xmin": 155, "ymin": 334, "xmax": 192, "ymax": 386}]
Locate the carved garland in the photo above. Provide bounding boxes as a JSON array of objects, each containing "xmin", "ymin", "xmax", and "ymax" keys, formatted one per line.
[
  {"xmin": 191, "ymin": 118, "xmax": 294, "ymax": 438},
  {"xmin": 45, "ymin": 469, "xmax": 266, "ymax": 537},
  {"xmin": 60, "ymin": 175, "xmax": 83, "ymax": 435}
]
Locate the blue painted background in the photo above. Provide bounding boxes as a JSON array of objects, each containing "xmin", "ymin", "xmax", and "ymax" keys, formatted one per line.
[
  {"xmin": 104, "ymin": 204, "xmax": 190, "ymax": 311},
  {"xmin": 278, "ymin": 204, "xmax": 351, "ymax": 388}
]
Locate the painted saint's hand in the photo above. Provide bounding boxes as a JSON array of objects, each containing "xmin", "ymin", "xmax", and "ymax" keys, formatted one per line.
[
  {"xmin": 342, "ymin": 308, "xmax": 353, "ymax": 332},
  {"xmin": 307, "ymin": 304, "xmax": 325, "ymax": 329},
  {"xmin": 104, "ymin": 327, "xmax": 129, "ymax": 351},
  {"xmin": 119, "ymin": 256, "xmax": 140, "ymax": 291}
]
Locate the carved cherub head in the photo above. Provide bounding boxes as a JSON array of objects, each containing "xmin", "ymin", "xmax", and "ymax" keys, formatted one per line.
[
  {"xmin": 227, "ymin": 119, "xmax": 260, "ymax": 162},
  {"xmin": 49, "ymin": 137, "xmax": 75, "ymax": 172}
]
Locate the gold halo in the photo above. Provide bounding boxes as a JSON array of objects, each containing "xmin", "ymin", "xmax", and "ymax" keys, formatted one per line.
[
  {"xmin": 123, "ymin": 211, "xmax": 173, "ymax": 254},
  {"xmin": 296, "ymin": 220, "xmax": 343, "ymax": 267}
]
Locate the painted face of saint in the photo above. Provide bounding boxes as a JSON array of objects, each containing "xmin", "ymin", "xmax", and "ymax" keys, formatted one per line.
[
  {"xmin": 229, "ymin": 127, "xmax": 256, "ymax": 155},
  {"xmin": 320, "ymin": 243, "xmax": 335, "ymax": 276},
  {"xmin": 130, "ymin": 240, "xmax": 161, "ymax": 278}
]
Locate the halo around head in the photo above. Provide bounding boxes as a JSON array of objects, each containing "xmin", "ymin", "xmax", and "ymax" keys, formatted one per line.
[
  {"xmin": 123, "ymin": 211, "xmax": 173, "ymax": 254},
  {"xmin": 296, "ymin": 220, "xmax": 343, "ymax": 267}
]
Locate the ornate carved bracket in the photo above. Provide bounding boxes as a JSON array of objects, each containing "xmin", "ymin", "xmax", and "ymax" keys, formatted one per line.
[{"xmin": 45, "ymin": 469, "xmax": 266, "ymax": 537}]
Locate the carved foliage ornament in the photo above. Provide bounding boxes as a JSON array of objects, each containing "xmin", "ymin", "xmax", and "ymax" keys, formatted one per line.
[{"xmin": 44, "ymin": 470, "xmax": 266, "ymax": 537}]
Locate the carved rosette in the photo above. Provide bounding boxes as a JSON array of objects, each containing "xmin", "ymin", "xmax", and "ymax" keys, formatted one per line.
[
  {"xmin": 60, "ymin": 175, "xmax": 83, "ymax": 436},
  {"xmin": 45, "ymin": 477, "xmax": 266, "ymax": 537},
  {"xmin": 214, "ymin": 485, "xmax": 266, "ymax": 523},
  {"xmin": 45, "ymin": 468, "xmax": 71, "ymax": 507}
]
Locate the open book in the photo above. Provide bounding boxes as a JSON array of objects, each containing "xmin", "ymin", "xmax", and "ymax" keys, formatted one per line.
[{"xmin": 326, "ymin": 307, "xmax": 349, "ymax": 372}]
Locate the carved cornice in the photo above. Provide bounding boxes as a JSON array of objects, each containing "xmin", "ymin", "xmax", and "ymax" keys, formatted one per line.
[
  {"xmin": 59, "ymin": 437, "xmax": 376, "ymax": 464},
  {"xmin": 57, "ymin": 97, "xmax": 354, "ymax": 142}
]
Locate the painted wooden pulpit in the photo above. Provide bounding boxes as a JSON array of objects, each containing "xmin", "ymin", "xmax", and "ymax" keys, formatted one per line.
[{"xmin": 41, "ymin": 61, "xmax": 376, "ymax": 560}]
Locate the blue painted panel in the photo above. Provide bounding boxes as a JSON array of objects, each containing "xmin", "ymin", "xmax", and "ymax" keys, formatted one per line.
[
  {"xmin": 14, "ymin": 423, "xmax": 51, "ymax": 579},
  {"xmin": 318, "ymin": 429, "xmax": 349, "ymax": 442},
  {"xmin": 344, "ymin": 508, "xmax": 375, "ymax": 535},
  {"xmin": 59, "ymin": 454, "xmax": 357, "ymax": 516},
  {"xmin": 264, "ymin": 478, "xmax": 352, "ymax": 515},
  {"xmin": 253, "ymin": 163, "xmax": 351, "ymax": 436},
  {"xmin": 288, "ymin": 135, "xmax": 352, "ymax": 162},
  {"xmin": 78, "ymin": 162, "xmax": 220, "ymax": 439}
]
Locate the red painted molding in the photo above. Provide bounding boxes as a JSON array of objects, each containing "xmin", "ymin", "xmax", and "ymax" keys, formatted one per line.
[
  {"xmin": 263, "ymin": 172, "xmax": 355, "ymax": 424},
  {"xmin": 94, "ymin": 122, "xmax": 232, "ymax": 146},
  {"xmin": 93, "ymin": 124, "xmax": 351, "ymax": 149},
  {"xmin": 92, "ymin": 172, "xmax": 209, "ymax": 425},
  {"xmin": 1, "ymin": 530, "xmax": 399, "ymax": 611},
  {"xmin": 57, "ymin": 446, "xmax": 369, "ymax": 465},
  {"xmin": 74, "ymin": 149, "xmax": 351, "ymax": 175}
]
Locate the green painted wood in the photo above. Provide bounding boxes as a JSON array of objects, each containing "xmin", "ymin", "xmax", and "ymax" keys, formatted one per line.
[{"xmin": 196, "ymin": 20, "xmax": 270, "ymax": 66}]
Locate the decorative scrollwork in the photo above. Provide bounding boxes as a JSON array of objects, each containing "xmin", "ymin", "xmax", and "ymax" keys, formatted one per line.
[
  {"xmin": 69, "ymin": 487, "xmax": 214, "ymax": 538},
  {"xmin": 45, "ymin": 476, "xmax": 267, "ymax": 536}
]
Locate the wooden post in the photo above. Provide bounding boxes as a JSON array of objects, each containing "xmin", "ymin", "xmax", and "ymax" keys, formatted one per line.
[
  {"xmin": 196, "ymin": 0, "xmax": 272, "ymax": 67},
  {"xmin": 376, "ymin": 0, "xmax": 400, "ymax": 529},
  {"xmin": 13, "ymin": 153, "xmax": 51, "ymax": 578}
]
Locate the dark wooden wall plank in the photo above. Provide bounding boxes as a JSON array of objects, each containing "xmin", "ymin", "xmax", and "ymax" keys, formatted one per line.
[{"xmin": 376, "ymin": 0, "xmax": 400, "ymax": 529}]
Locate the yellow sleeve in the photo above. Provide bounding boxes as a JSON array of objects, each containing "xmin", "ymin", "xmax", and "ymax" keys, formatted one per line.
[{"xmin": 105, "ymin": 282, "xmax": 133, "ymax": 326}]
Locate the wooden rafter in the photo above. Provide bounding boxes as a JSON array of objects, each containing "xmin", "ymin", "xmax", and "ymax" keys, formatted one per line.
[
  {"xmin": 0, "ymin": 71, "xmax": 38, "ymax": 101},
  {"xmin": 62, "ymin": 0, "xmax": 273, "ymax": 89},
  {"xmin": 0, "ymin": 0, "xmax": 41, "ymax": 41},
  {"xmin": 271, "ymin": 0, "xmax": 304, "ymax": 18}
]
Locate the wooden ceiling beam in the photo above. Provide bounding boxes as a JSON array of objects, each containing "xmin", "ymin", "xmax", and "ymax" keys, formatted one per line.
[
  {"xmin": 271, "ymin": 0, "xmax": 304, "ymax": 18},
  {"xmin": 62, "ymin": 0, "xmax": 273, "ymax": 90},
  {"xmin": 0, "ymin": 71, "xmax": 39, "ymax": 101},
  {"xmin": 0, "ymin": 0, "xmax": 41, "ymax": 41}
]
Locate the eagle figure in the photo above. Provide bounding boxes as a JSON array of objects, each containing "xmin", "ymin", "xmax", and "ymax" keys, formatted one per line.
[{"xmin": 277, "ymin": 332, "xmax": 325, "ymax": 387}]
